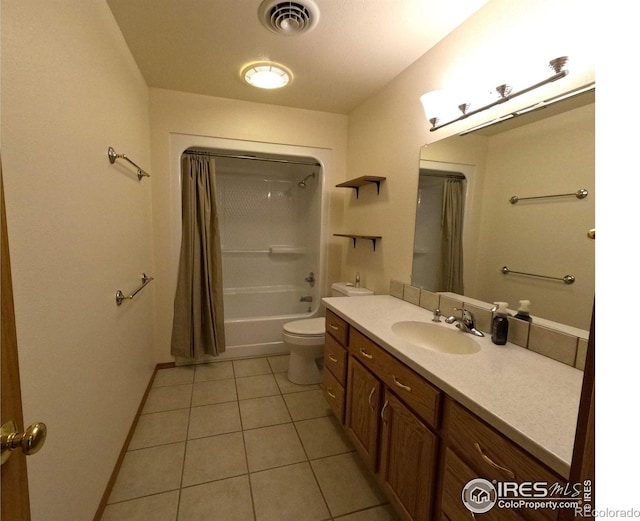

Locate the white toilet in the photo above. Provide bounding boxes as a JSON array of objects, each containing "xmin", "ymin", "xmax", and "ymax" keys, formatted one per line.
[{"xmin": 283, "ymin": 282, "xmax": 373, "ymax": 384}]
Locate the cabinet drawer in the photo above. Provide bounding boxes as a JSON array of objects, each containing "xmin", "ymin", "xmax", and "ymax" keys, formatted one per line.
[
  {"xmin": 445, "ymin": 399, "xmax": 562, "ymax": 521},
  {"xmin": 322, "ymin": 369, "xmax": 345, "ymax": 423},
  {"xmin": 324, "ymin": 333, "xmax": 347, "ymax": 385},
  {"xmin": 326, "ymin": 310, "xmax": 349, "ymax": 346},
  {"xmin": 441, "ymin": 448, "xmax": 524, "ymax": 521},
  {"xmin": 349, "ymin": 328, "xmax": 441, "ymax": 429}
]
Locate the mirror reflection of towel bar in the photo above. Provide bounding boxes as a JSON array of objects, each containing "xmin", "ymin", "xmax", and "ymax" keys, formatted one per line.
[
  {"xmin": 509, "ymin": 188, "xmax": 587, "ymax": 204},
  {"xmin": 116, "ymin": 273, "xmax": 154, "ymax": 305},
  {"xmin": 501, "ymin": 266, "xmax": 575, "ymax": 284}
]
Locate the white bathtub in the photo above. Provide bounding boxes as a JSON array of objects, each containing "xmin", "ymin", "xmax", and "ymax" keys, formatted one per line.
[
  {"xmin": 223, "ymin": 284, "xmax": 314, "ymax": 319},
  {"xmin": 213, "ymin": 285, "xmax": 320, "ymax": 360}
]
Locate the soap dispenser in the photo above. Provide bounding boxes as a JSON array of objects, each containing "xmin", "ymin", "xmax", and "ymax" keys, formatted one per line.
[
  {"xmin": 491, "ymin": 302, "xmax": 509, "ymax": 345},
  {"xmin": 355, "ymin": 272, "xmax": 361, "ymax": 288},
  {"xmin": 514, "ymin": 300, "xmax": 532, "ymax": 322}
]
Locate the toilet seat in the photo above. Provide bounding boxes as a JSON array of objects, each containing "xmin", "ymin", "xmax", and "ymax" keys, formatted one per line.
[
  {"xmin": 282, "ymin": 318, "xmax": 325, "ymax": 346},
  {"xmin": 283, "ymin": 317, "xmax": 325, "ymax": 336}
]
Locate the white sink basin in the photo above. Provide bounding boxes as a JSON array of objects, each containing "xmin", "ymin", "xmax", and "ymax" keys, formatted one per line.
[{"xmin": 391, "ymin": 321, "xmax": 481, "ymax": 355}]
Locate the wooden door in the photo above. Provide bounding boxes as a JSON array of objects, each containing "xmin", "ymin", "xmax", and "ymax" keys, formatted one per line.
[
  {"xmin": 1, "ymin": 167, "xmax": 32, "ymax": 520},
  {"xmin": 345, "ymin": 356, "xmax": 381, "ymax": 471},
  {"xmin": 379, "ymin": 390, "xmax": 438, "ymax": 521}
]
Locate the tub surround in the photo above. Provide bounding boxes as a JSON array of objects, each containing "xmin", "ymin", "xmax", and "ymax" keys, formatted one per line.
[{"xmin": 322, "ymin": 294, "xmax": 583, "ymax": 478}]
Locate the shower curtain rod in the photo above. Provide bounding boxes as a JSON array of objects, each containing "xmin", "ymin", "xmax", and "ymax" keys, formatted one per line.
[
  {"xmin": 183, "ymin": 149, "xmax": 320, "ymax": 167},
  {"xmin": 419, "ymin": 170, "xmax": 466, "ymax": 180}
]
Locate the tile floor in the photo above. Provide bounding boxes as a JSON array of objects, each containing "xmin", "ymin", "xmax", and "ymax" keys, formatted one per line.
[{"xmin": 101, "ymin": 355, "xmax": 400, "ymax": 521}]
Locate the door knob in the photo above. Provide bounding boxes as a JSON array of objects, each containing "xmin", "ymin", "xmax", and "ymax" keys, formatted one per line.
[{"xmin": 1, "ymin": 420, "xmax": 47, "ymax": 465}]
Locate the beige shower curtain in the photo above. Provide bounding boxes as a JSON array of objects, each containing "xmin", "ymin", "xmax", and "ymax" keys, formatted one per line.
[
  {"xmin": 171, "ymin": 155, "xmax": 225, "ymax": 358},
  {"xmin": 440, "ymin": 179, "xmax": 464, "ymax": 294}
]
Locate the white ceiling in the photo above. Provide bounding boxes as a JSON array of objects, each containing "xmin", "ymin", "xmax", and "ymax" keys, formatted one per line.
[{"xmin": 106, "ymin": 0, "xmax": 488, "ymax": 114}]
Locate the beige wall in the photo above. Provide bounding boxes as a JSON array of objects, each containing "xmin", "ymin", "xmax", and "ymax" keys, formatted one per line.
[
  {"xmin": 344, "ymin": 0, "xmax": 595, "ymax": 296},
  {"xmin": 2, "ymin": 1, "xmax": 154, "ymax": 520},
  {"xmin": 148, "ymin": 88, "xmax": 348, "ymax": 362}
]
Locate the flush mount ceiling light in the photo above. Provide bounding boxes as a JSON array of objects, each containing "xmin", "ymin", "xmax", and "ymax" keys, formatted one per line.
[
  {"xmin": 258, "ymin": 0, "xmax": 320, "ymax": 36},
  {"xmin": 242, "ymin": 62, "xmax": 292, "ymax": 90}
]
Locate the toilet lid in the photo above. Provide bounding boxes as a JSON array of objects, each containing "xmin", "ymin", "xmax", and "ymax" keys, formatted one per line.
[{"xmin": 283, "ymin": 317, "xmax": 325, "ymax": 336}]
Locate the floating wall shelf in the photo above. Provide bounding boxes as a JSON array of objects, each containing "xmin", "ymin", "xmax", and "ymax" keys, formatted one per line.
[
  {"xmin": 334, "ymin": 234, "xmax": 382, "ymax": 251},
  {"xmin": 336, "ymin": 176, "xmax": 386, "ymax": 198}
]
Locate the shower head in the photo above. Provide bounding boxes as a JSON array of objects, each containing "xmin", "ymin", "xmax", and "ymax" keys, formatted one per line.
[{"xmin": 298, "ymin": 172, "xmax": 315, "ymax": 188}]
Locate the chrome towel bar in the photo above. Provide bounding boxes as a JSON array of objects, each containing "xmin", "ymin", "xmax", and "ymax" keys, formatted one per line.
[
  {"xmin": 116, "ymin": 273, "xmax": 154, "ymax": 305},
  {"xmin": 501, "ymin": 266, "xmax": 575, "ymax": 284},
  {"xmin": 509, "ymin": 188, "xmax": 587, "ymax": 204},
  {"xmin": 108, "ymin": 147, "xmax": 151, "ymax": 181}
]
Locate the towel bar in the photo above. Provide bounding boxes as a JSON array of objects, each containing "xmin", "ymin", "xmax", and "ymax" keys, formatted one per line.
[
  {"xmin": 509, "ymin": 188, "xmax": 587, "ymax": 204},
  {"xmin": 108, "ymin": 147, "xmax": 151, "ymax": 181},
  {"xmin": 116, "ymin": 273, "xmax": 154, "ymax": 305},
  {"xmin": 501, "ymin": 266, "xmax": 575, "ymax": 284}
]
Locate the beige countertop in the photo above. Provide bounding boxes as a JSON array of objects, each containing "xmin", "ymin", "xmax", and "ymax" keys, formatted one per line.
[{"xmin": 322, "ymin": 295, "xmax": 583, "ymax": 479}]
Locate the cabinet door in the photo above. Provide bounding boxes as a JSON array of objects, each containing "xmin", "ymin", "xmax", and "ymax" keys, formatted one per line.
[
  {"xmin": 441, "ymin": 448, "xmax": 524, "ymax": 521},
  {"xmin": 379, "ymin": 390, "xmax": 438, "ymax": 521},
  {"xmin": 345, "ymin": 356, "xmax": 381, "ymax": 472}
]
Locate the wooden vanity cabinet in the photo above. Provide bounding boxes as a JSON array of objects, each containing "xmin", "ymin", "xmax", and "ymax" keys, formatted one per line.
[
  {"xmin": 440, "ymin": 398, "xmax": 566, "ymax": 521},
  {"xmin": 323, "ymin": 312, "xmax": 567, "ymax": 521},
  {"xmin": 346, "ymin": 327, "xmax": 442, "ymax": 521},
  {"xmin": 322, "ymin": 310, "xmax": 350, "ymax": 422}
]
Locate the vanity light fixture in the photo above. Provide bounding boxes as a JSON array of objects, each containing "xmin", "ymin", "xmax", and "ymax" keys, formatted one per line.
[
  {"xmin": 422, "ymin": 56, "xmax": 570, "ymax": 132},
  {"xmin": 242, "ymin": 61, "xmax": 292, "ymax": 90}
]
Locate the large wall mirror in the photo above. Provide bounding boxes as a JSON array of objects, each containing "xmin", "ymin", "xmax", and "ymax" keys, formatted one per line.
[{"xmin": 413, "ymin": 89, "xmax": 595, "ymax": 330}]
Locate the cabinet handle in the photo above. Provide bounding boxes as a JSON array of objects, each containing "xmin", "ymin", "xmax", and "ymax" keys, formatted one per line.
[
  {"xmin": 474, "ymin": 442, "xmax": 516, "ymax": 479},
  {"xmin": 359, "ymin": 348, "xmax": 373, "ymax": 359},
  {"xmin": 392, "ymin": 375, "xmax": 412, "ymax": 392},
  {"xmin": 329, "ymin": 324, "xmax": 339, "ymax": 331},
  {"xmin": 368, "ymin": 387, "xmax": 376, "ymax": 410},
  {"xmin": 328, "ymin": 354, "xmax": 338, "ymax": 363},
  {"xmin": 381, "ymin": 400, "xmax": 389, "ymax": 421},
  {"xmin": 327, "ymin": 388, "xmax": 336, "ymax": 399}
]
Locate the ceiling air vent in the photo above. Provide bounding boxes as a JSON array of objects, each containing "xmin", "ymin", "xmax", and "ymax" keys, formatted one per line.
[{"xmin": 258, "ymin": 0, "xmax": 320, "ymax": 36}]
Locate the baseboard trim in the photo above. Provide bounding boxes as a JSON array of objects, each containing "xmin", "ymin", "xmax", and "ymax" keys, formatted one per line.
[{"xmin": 93, "ymin": 362, "xmax": 176, "ymax": 520}]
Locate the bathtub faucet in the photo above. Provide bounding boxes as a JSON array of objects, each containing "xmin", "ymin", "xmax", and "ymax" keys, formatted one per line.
[
  {"xmin": 300, "ymin": 296, "xmax": 313, "ymax": 302},
  {"xmin": 305, "ymin": 272, "xmax": 315, "ymax": 287}
]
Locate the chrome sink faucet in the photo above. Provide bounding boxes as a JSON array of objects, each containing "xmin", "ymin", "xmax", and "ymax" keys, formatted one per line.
[{"xmin": 445, "ymin": 307, "xmax": 484, "ymax": 337}]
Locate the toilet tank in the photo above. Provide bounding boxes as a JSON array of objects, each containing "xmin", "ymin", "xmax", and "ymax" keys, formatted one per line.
[{"xmin": 330, "ymin": 282, "xmax": 373, "ymax": 297}]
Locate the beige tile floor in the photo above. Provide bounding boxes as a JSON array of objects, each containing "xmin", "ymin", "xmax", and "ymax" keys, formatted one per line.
[{"xmin": 101, "ymin": 355, "xmax": 400, "ymax": 521}]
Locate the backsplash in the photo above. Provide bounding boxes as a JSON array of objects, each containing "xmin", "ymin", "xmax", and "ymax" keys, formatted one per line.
[{"xmin": 389, "ymin": 280, "xmax": 589, "ymax": 371}]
